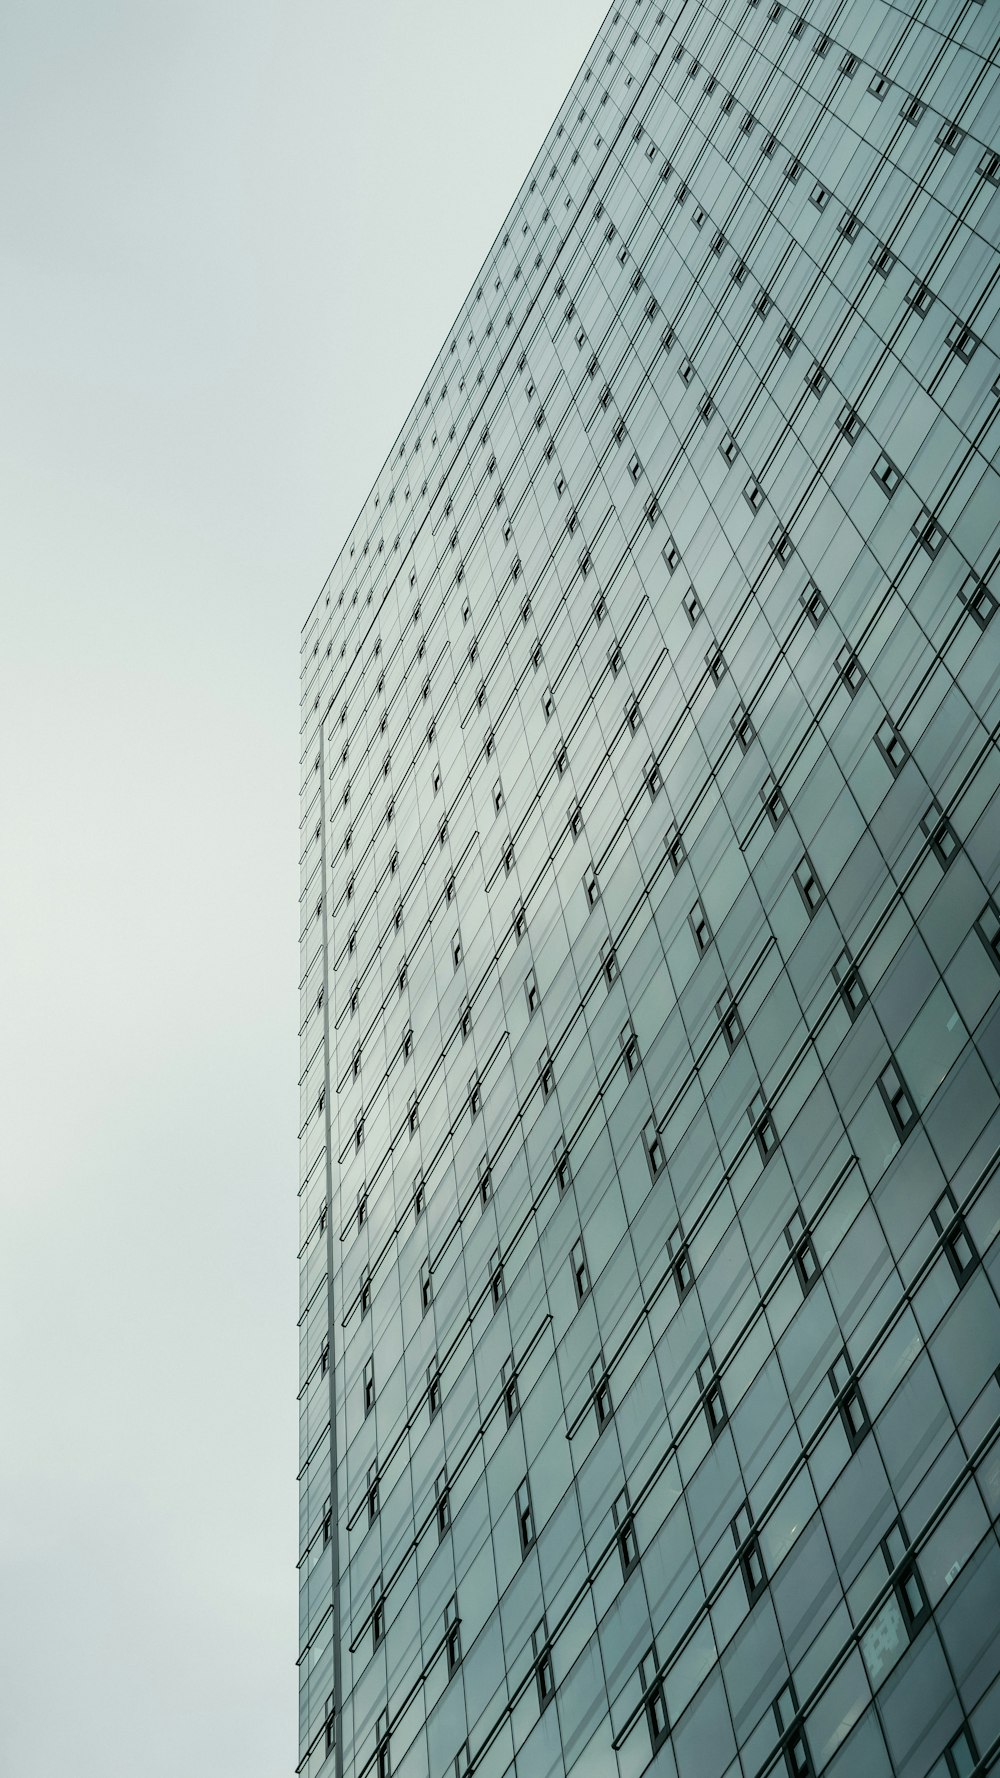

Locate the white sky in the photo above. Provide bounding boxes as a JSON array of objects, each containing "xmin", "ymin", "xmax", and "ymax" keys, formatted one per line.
[{"xmin": 0, "ymin": 3, "xmax": 609, "ymax": 1774}]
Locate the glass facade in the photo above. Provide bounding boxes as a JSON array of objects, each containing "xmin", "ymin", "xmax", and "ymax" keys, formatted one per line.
[{"xmin": 298, "ymin": 3, "xmax": 1000, "ymax": 1776}]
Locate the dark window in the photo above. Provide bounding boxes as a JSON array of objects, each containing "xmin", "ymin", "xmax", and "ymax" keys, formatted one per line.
[{"xmin": 435, "ymin": 1469, "xmax": 450, "ymax": 1540}]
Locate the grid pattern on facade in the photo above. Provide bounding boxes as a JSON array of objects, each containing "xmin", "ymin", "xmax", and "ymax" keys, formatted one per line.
[{"xmin": 299, "ymin": 3, "xmax": 1000, "ymax": 1777}]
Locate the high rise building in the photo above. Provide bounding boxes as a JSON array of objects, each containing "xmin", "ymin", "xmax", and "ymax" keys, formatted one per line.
[{"xmin": 298, "ymin": 4, "xmax": 1000, "ymax": 1776}]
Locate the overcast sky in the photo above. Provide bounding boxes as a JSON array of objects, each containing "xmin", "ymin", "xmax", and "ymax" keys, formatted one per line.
[{"xmin": 0, "ymin": 3, "xmax": 608, "ymax": 1775}]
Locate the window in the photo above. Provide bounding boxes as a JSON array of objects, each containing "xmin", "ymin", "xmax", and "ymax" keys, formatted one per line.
[
  {"xmin": 666, "ymin": 824, "xmax": 686, "ymax": 873},
  {"xmin": 427, "ymin": 1358, "xmax": 442, "ymax": 1419},
  {"xmin": 690, "ymin": 900, "xmax": 712, "ymax": 953},
  {"xmin": 762, "ymin": 776, "xmax": 787, "ymax": 828},
  {"xmin": 750, "ymin": 1094, "xmax": 779, "ymax": 1160},
  {"xmin": 469, "ymin": 1074, "xmax": 481, "ymax": 1118},
  {"xmin": 683, "ymin": 586, "xmax": 701, "ymax": 625},
  {"xmin": 644, "ymin": 1117, "xmax": 665, "ymax": 1178},
  {"xmin": 371, "ymin": 1579, "xmax": 385, "ymax": 1648},
  {"xmin": 733, "ymin": 706, "xmax": 755, "ymax": 752},
  {"xmin": 698, "ymin": 1356, "xmax": 727, "ymax": 1439},
  {"xmin": 555, "ymin": 1145, "xmax": 572, "ymax": 1197},
  {"xmin": 872, "ymin": 453, "xmax": 900, "ymax": 496},
  {"xmin": 669, "ymin": 1225, "xmax": 693, "ymax": 1298},
  {"xmin": 913, "ymin": 508, "xmax": 946, "ymax": 557},
  {"xmin": 367, "ymin": 1464, "xmax": 379, "ymax": 1524},
  {"xmin": 958, "ymin": 571, "xmax": 997, "ymax": 630},
  {"xmin": 786, "ymin": 1209, "xmax": 820, "ymax": 1293},
  {"xmin": 533, "ymin": 1620, "xmax": 554, "ymax": 1711},
  {"xmin": 488, "ymin": 1249, "xmax": 505, "ymax": 1310},
  {"xmin": 444, "ymin": 1596, "xmax": 461, "ymax": 1677},
  {"xmin": 830, "ymin": 1349, "xmax": 869, "ymax": 1449},
  {"xmin": 413, "ymin": 1174, "xmax": 425, "ymax": 1220},
  {"xmin": 571, "ymin": 1237, "xmax": 590, "ymax": 1305},
  {"xmin": 921, "ymin": 802, "xmax": 959, "ymax": 870},
  {"xmin": 975, "ymin": 898, "xmax": 1000, "ymax": 974},
  {"xmin": 435, "ymin": 1469, "xmax": 451, "ymax": 1540},
  {"xmin": 502, "ymin": 1356, "xmax": 519, "ymax": 1424},
  {"xmin": 363, "ymin": 1357, "xmax": 375, "ymax": 1416},
  {"xmin": 717, "ymin": 989, "xmax": 743, "ymax": 1051},
  {"xmin": 516, "ymin": 1478, "xmax": 535, "ymax": 1556},
  {"xmin": 419, "ymin": 1259, "xmax": 432, "ymax": 1315},
  {"xmin": 931, "ymin": 1188, "xmax": 978, "ymax": 1285},
  {"xmin": 360, "ymin": 1265, "xmax": 371, "ymax": 1317},
  {"xmin": 794, "ymin": 854, "xmax": 823, "ymax": 914},
  {"xmin": 584, "ymin": 864, "xmax": 600, "ymax": 908},
  {"xmin": 801, "ymin": 581, "xmax": 826, "ymax": 627},
  {"xmin": 882, "ymin": 1519, "xmax": 929, "ymax": 1636},
  {"xmin": 641, "ymin": 1647, "xmax": 670, "ymax": 1753},
  {"xmin": 833, "ymin": 949, "xmax": 867, "ymax": 1019},
  {"xmin": 707, "ymin": 642, "xmax": 726, "ymax": 684},
  {"xmin": 538, "ymin": 1050, "xmax": 555, "ymax": 1099},
  {"xmin": 733, "ymin": 1503, "xmax": 767, "ymax": 1604},
  {"xmin": 836, "ymin": 645, "xmax": 865, "ymax": 695},
  {"xmin": 591, "ymin": 1360, "xmax": 613, "ymax": 1431},
  {"xmin": 613, "ymin": 1491, "xmax": 638, "ymax": 1574},
  {"xmin": 943, "ymin": 1728, "xmax": 979, "ymax": 1777},
  {"xmin": 376, "ymin": 1719, "xmax": 390, "ymax": 1778}
]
